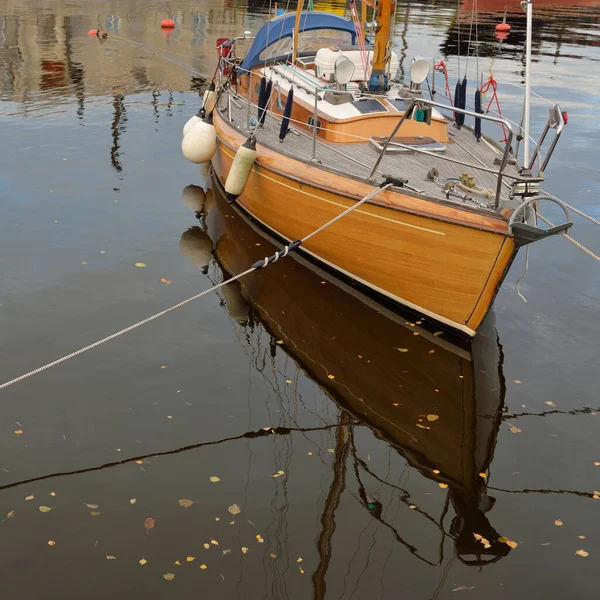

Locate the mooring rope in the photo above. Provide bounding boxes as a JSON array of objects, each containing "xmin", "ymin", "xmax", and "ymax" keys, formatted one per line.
[
  {"xmin": 537, "ymin": 213, "xmax": 600, "ymax": 262},
  {"xmin": 0, "ymin": 183, "xmax": 392, "ymax": 391}
]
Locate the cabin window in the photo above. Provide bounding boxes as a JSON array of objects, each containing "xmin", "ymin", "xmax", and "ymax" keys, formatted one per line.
[{"xmin": 258, "ymin": 29, "xmax": 353, "ymax": 62}]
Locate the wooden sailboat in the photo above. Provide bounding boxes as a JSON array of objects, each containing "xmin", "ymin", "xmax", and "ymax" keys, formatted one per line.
[
  {"xmin": 183, "ymin": 178, "xmax": 513, "ymax": 565},
  {"xmin": 182, "ymin": 0, "xmax": 572, "ymax": 337}
]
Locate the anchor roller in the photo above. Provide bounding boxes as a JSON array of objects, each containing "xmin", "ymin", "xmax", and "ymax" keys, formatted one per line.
[
  {"xmin": 224, "ymin": 136, "xmax": 257, "ymax": 203},
  {"xmin": 181, "ymin": 112, "xmax": 217, "ymax": 164}
]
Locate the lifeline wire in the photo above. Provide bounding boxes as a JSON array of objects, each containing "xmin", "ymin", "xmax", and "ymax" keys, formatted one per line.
[{"xmin": 0, "ymin": 183, "xmax": 391, "ymax": 391}]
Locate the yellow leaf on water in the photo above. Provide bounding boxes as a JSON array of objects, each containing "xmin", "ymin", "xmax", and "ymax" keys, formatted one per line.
[
  {"xmin": 433, "ymin": 469, "xmax": 440, "ymax": 474},
  {"xmin": 179, "ymin": 499, "xmax": 194, "ymax": 508},
  {"xmin": 130, "ymin": 498, "xmax": 136, "ymax": 505},
  {"xmin": 270, "ymin": 553, "xmax": 277, "ymax": 559},
  {"xmin": 575, "ymin": 549, "xmax": 589, "ymax": 557},
  {"xmin": 409, "ymin": 505, "xmax": 416, "ymax": 509},
  {"xmin": 174, "ymin": 561, "xmax": 182, "ymax": 565},
  {"xmin": 186, "ymin": 556, "xmax": 195, "ymax": 562},
  {"xmin": 222, "ymin": 549, "xmax": 231, "ymax": 556},
  {"xmin": 513, "ymin": 380, "xmax": 522, "ymax": 384},
  {"xmin": 396, "ymin": 348, "xmax": 409, "ymax": 353},
  {"xmin": 327, "ymin": 449, "xmax": 335, "ymax": 453},
  {"xmin": 256, "ymin": 535, "xmax": 264, "ymax": 543},
  {"xmin": 285, "ymin": 379, "xmax": 292, "ymax": 384},
  {"xmin": 433, "ymin": 331, "xmax": 443, "ymax": 337},
  {"xmin": 210, "ymin": 476, "xmax": 221, "ymax": 483},
  {"xmin": 439, "ymin": 483, "xmax": 448, "ymax": 489},
  {"xmin": 139, "ymin": 558, "xmax": 147, "ymax": 566},
  {"xmin": 106, "ymin": 555, "xmax": 117, "ymax": 560},
  {"xmin": 86, "ymin": 504, "xmax": 99, "ymax": 509},
  {"xmin": 228, "ymin": 504, "xmax": 241, "ymax": 515},
  {"xmin": 47, "ymin": 540, "xmax": 56, "ymax": 546},
  {"xmin": 163, "ymin": 573, "xmax": 175, "ymax": 580},
  {"xmin": 473, "ymin": 533, "xmax": 491, "ymax": 549},
  {"xmin": 426, "ymin": 414, "xmax": 439, "ymax": 422},
  {"xmin": 135, "ymin": 263, "xmax": 146, "ymax": 268},
  {"xmin": 416, "ymin": 423, "xmax": 427, "ymax": 429},
  {"xmin": 211, "ymin": 540, "xmax": 219, "ymax": 546},
  {"xmin": 50, "ymin": 492, "xmax": 56, "ymax": 497},
  {"xmin": 276, "ymin": 340, "xmax": 283, "ymax": 345},
  {"xmin": 25, "ymin": 495, "xmax": 34, "ymax": 501},
  {"xmin": 135, "ymin": 460, "xmax": 143, "ymax": 465},
  {"xmin": 555, "ymin": 519, "xmax": 563, "ymax": 527},
  {"xmin": 200, "ymin": 564, "xmax": 208, "ymax": 570},
  {"xmin": 14, "ymin": 430, "xmax": 23, "ymax": 435},
  {"xmin": 328, "ymin": 374, "xmax": 335, "ymax": 380},
  {"xmin": 509, "ymin": 426, "xmax": 522, "ymax": 434},
  {"xmin": 297, "ymin": 557, "xmax": 303, "ymax": 563},
  {"xmin": 579, "ymin": 536, "xmax": 586, "ymax": 540},
  {"xmin": 479, "ymin": 473, "xmax": 487, "ymax": 479},
  {"xmin": 241, "ymin": 547, "xmax": 249, "ymax": 554},
  {"xmin": 546, "ymin": 402, "xmax": 555, "ymax": 406},
  {"xmin": 90, "ymin": 512, "xmax": 101, "ymax": 517},
  {"xmin": 144, "ymin": 517, "xmax": 155, "ymax": 530},
  {"xmin": 393, "ymin": 403, "xmax": 399, "ymax": 407},
  {"xmin": 505, "ymin": 540, "xmax": 518, "ymax": 549},
  {"xmin": 4, "ymin": 510, "xmax": 15, "ymax": 520},
  {"xmin": 594, "ymin": 462, "xmax": 600, "ymax": 467},
  {"xmin": 39, "ymin": 506, "xmax": 53, "ymax": 513},
  {"xmin": 272, "ymin": 471, "xmax": 285, "ymax": 478}
]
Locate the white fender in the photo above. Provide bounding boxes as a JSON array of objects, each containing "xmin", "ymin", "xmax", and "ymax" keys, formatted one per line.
[
  {"xmin": 179, "ymin": 227, "xmax": 213, "ymax": 273},
  {"xmin": 181, "ymin": 185, "xmax": 205, "ymax": 213},
  {"xmin": 181, "ymin": 115, "xmax": 216, "ymax": 164},
  {"xmin": 224, "ymin": 136, "xmax": 257, "ymax": 201}
]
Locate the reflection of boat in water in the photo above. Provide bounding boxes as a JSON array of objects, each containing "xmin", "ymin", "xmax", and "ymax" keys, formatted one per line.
[{"xmin": 180, "ymin": 176, "xmax": 513, "ymax": 565}]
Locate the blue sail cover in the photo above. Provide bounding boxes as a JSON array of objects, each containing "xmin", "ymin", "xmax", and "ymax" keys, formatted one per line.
[{"xmin": 240, "ymin": 12, "xmax": 356, "ymax": 72}]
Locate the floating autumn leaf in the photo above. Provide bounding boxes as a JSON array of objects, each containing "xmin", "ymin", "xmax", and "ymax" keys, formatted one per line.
[
  {"xmin": 130, "ymin": 498, "xmax": 136, "ymax": 505},
  {"xmin": 479, "ymin": 473, "xmax": 487, "ymax": 479},
  {"xmin": 416, "ymin": 423, "xmax": 427, "ymax": 429},
  {"xmin": 163, "ymin": 573, "xmax": 175, "ymax": 581},
  {"xmin": 14, "ymin": 430, "xmax": 23, "ymax": 435},
  {"xmin": 135, "ymin": 460, "xmax": 143, "ymax": 465},
  {"xmin": 106, "ymin": 555, "xmax": 117, "ymax": 560},
  {"xmin": 174, "ymin": 561, "xmax": 182, "ymax": 566},
  {"xmin": 555, "ymin": 519, "xmax": 563, "ymax": 527},
  {"xmin": 5, "ymin": 510, "xmax": 15, "ymax": 520},
  {"xmin": 139, "ymin": 558, "xmax": 147, "ymax": 566},
  {"xmin": 86, "ymin": 504, "xmax": 99, "ymax": 509},
  {"xmin": 48, "ymin": 541, "xmax": 56, "ymax": 546},
  {"xmin": 498, "ymin": 537, "xmax": 518, "ymax": 549},
  {"xmin": 579, "ymin": 535, "xmax": 586, "ymax": 540},
  {"xmin": 513, "ymin": 380, "xmax": 522, "ymax": 384},
  {"xmin": 428, "ymin": 350, "xmax": 435, "ymax": 355},
  {"xmin": 508, "ymin": 426, "xmax": 522, "ymax": 434},
  {"xmin": 39, "ymin": 506, "xmax": 53, "ymax": 513},
  {"xmin": 297, "ymin": 557, "xmax": 303, "ymax": 563},
  {"xmin": 203, "ymin": 543, "xmax": 210, "ymax": 549},
  {"xmin": 228, "ymin": 504, "xmax": 241, "ymax": 515},
  {"xmin": 409, "ymin": 505, "xmax": 417, "ymax": 509},
  {"xmin": 426, "ymin": 414, "xmax": 439, "ymax": 422},
  {"xmin": 90, "ymin": 512, "xmax": 101, "ymax": 517},
  {"xmin": 546, "ymin": 401, "xmax": 555, "ymax": 406},
  {"xmin": 241, "ymin": 547, "xmax": 249, "ymax": 554},
  {"xmin": 256, "ymin": 535, "xmax": 264, "ymax": 543},
  {"xmin": 327, "ymin": 374, "xmax": 335, "ymax": 380},
  {"xmin": 200, "ymin": 564, "xmax": 208, "ymax": 570},
  {"xmin": 210, "ymin": 476, "xmax": 221, "ymax": 483},
  {"xmin": 299, "ymin": 565, "xmax": 305, "ymax": 574},
  {"xmin": 433, "ymin": 469, "xmax": 440, "ymax": 474},
  {"xmin": 50, "ymin": 492, "xmax": 56, "ymax": 497},
  {"xmin": 160, "ymin": 278, "xmax": 171, "ymax": 284},
  {"xmin": 396, "ymin": 348, "xmax": 409, "ymax": 353},
  {"xmin": 144, "ymin": 517, "xmax": 155, "ymax": 531},
  {"xmin": 575, "ymin": 549, "xmax": 589, "ymax": 558},
  {"xmin": 222, "ymin": 549, "xmax": 231, "ymax": 556},
  {"xmin": 439, "ymin": 483, "xmax": 448, "ymax": 489},
  {"xmin": 25, "ymin": 495, "xmax": 34, "ymax": 501},
  {"xmin": 327, "ymin": 449, "xmax": 335, "ymax": 453},
  {"xmin": 135, "ymin": 263, "xmax": 147, "ymax": 268},
  {"xmin": 594, "ymin": 462, "xmax": 600, "ymax": 467},
  {"xmin": 186, "ymin": 556, "xmax": 195, "ymax": 562},
  {"xmin": 473, "ymin": 533, "xmax": 491, "ymax": 549},
  {"xmin": 272, "ymin": 471, "xmax": 285, "ymax": 478},
  {"xmin": 179, "ymin": 499, "xmax": 194, "ymax": 508},
  {"xmin": 275, "ymin": 340, "xmax": 283, "ymax": 345},
  {"xmin": 270, "ymin": 553, "xmax": 277, "ymax": 559},
  {"xmin": 433, "ymin": 331, "xmax": 443, "ymax": 337},
  {"xmin": 210, "ymin": 540, "xmax": 219, "ymax": 546}
]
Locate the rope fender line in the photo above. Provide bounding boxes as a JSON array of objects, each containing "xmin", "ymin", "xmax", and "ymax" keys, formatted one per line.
[{"xmin": 0, "ymin": 183, "xmax": 392, "ymax": 392}]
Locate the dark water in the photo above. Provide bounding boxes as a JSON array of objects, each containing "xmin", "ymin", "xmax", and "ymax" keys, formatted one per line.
[{"xmin": 0, "ymin": 0, "xmax": 599, "ymax": 598}]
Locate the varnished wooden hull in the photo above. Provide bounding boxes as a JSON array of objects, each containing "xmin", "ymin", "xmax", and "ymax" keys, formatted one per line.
[{"xmin": 212, "ymin": 111, "xmax": 516, "ymax": 337}]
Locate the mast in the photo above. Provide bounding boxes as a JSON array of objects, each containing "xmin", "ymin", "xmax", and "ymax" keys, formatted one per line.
[
  {"xmin": 371, "ymin": 0, "xmax": 396, "ymax": 90},
  {"xmin": 292, "ymin": 0, "xmax": 305, "ymax": 64},
  {"xmin": 523, "ymin": 0, "xmax": 533, "ymax": 164}
]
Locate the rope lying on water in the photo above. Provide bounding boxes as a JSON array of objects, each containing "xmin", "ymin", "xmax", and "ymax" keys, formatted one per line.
[{"xmin": 0, "ymin": 184, "xmax": 391, "ymax": 392}]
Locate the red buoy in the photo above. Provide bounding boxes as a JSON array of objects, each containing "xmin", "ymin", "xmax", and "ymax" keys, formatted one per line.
[
  {"xmin": 161, "ymin": 19, "xmax": 175, "ymax": 28},
  {"xmin": 88, "ymin": 29, "xmax": 98, "ymax": 36},
  {"xmin": 496, "ymin": 22, "xmax": 511, "ymax": 32}
]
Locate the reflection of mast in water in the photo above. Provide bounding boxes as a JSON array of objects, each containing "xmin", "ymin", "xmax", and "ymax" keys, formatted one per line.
[
  {"xmin": 110, "ymin": 94, "xmax": 127, "ymax": 175},
  {"xmin": 62, "ymin": 16, "xmax": 85, "ymax": 119},
  {"xmin": 396, "ymin": 4, "xmax": 410, "ymax": 82}
]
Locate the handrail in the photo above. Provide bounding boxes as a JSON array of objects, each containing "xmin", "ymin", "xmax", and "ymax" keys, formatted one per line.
[{"xmin": 369, "ymin": 98, "xmax": 515, "ymax": 208}]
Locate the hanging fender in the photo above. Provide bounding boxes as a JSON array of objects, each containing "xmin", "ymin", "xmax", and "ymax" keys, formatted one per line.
[
  {"xmin": 183, "ymin": 82, "xmax": 216, "ymax": 137},
  {"xmin": 474, "ymin": 89, "xmax": 482, "ymax": 140},
  {"xmin": 279, "ymin": 88, "xmax": 294, "ymax": 141},
  {"xmin": 225, "ymin": 136, "xmax": 257, "ymax": 203},
  {"xmin": 181, "ymin": 111, "xmax": 217, "ymax": 164}
]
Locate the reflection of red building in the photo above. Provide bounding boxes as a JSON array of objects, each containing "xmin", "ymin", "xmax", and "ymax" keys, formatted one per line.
[{"xmin": 40, "ymin": 60, "xmax": 66, "ymax": 89}]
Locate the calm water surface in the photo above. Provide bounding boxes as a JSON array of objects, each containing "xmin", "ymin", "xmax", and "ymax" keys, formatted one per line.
[{"xmin": 0, "ymin": 0, "xmax": 599, "ymax": 598}]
